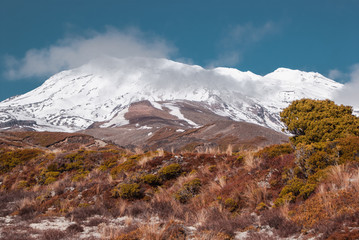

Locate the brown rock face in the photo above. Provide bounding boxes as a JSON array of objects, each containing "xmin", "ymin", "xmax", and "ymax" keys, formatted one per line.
[
  {"xmin": 82, "ymin": 100, "xmax": 288, "ymax": 151},
  {"xmin": 1, "ymin": 100, "xmax": 288, "ymax": 151}
]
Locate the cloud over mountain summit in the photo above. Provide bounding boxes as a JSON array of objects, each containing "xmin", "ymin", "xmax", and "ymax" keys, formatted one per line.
[{"xmin": 4, "ymin": 28, "xmax": 176, "ymax": 80}]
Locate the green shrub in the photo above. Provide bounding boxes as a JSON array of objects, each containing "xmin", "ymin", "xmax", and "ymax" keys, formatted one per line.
[
  {"xmin": 65, "ymin": 160, "xmax": 84, "ymax": 171},
  {"xmin": 276, "ymin": 175, "xmax": 317, "ymax": 205},
  {"xmin": 276, "ymin": 177, "xmax": 305, "ymax": 205},
  {"xmin": 255, "ymin": 143, "xmax": 294, "ymax": 160},
  {"xmin": 47, "ymin": 163, "xmax": 58, "ymax": 172},
  {"xmin": 64, "ymin": 152, "xmax": 85, "ymax": 162},
  {"xmin": 111, "ymin": 159, "xmax": 137, "ymax": 177},
  {"xmin": 99, "ymin": 157, "xmax": 118, "ymax": 171},
  {"xmin": 306, "ymin": 151, "xmax": 334, "ymax": 174},
  {"xmin": 72, "ymin": 171, "xmax": 89, "ymax": 182},
  {"xmin": 307, "ymin": 169, "xmax": 327, "ymax": 184},
  {"xmin": 112, "ymin": 183, "xmax": 143, "ymax": 200},
  {"xmin": 44, "ymin": 177, "xmax": 57, "ymax": 185},
  {"xmin": 296, "ymin": 144, "xmax": 336, "ymax": 176},
  {"xmin": 40, "ymin": 171, "xmax": 61, "ymax": 185},
  {"xmin": 158, "ymin": 163, "xmax": 182, "ymax": 180},
  {"xmin": 141, "ymin": 174, "xmax": 161, "ymax": 186},
  {"xmin": 0, "ymin": 149, "xmax": 42, "ymax": 173},
  {"xmin": 174, "ymin": 178, "xmax": 201, "ymax": 203},
  {"xmin": 237, "ymin": 155, "xmax": 244, "ymax": 161},
  {"xmin": 332, "ymin": 136, "xmax": 359, "ymax": 164},
  {"xmin": 299, "ymin": 183, "xmax": 316, "ymax": 199},
  {"xmin": 224, "ymin": 198, "xmax": 239, "ymax": 212},
  {"xmin": 16, "ymin": 180, "xmax": 29, "ymax": 189},
  {"xmin": 274, "ymin": 192, "xmax": 295, "ymax": 207},
  {"xmin": 45, "ymin": 171, "xmax": 60, "ymax": 178},
  {"xmin": 256, "ymin": 202, "xmax": 268, "ymax": 211},
  {"xmin": 208, "ymin": 165, "xmax": 217, "ymax": 172},
  {"xmin": 280, "ymin": 99, "xmax": 359, "ymax": 145}
]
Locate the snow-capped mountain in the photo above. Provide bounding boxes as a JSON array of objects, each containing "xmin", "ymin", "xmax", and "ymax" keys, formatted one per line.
[{"xmin": 0, "ymin": 57, "xmax": 343, "ymax": 133}]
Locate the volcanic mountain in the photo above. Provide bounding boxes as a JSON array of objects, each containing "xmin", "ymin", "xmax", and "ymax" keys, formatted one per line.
[{"xmin": 0, "ymin": 57, "xmax": 343, "ymax": 150}]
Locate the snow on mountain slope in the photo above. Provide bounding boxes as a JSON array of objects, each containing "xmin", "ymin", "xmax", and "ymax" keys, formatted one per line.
[{"xmin": 0, "ymin": 57, "xmax": 343, "ymax": 132}]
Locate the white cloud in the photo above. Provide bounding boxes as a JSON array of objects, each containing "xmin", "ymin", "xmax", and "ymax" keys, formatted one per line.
[
  {"xmin": 209, "ymin": 21, "xmax": 278, "ymax": 67},
  {"xmin": 328, "ymin": 69, "xmax": 345, "ymax": 80},
  {"xmin": 4, "ymin": 27, "xmax": 176, "ymax": 79},
  {"xmin": 207, "ymin": 52, "xmax": 241, "ymax": 68},
  {"xmin": 333, "ymin": 63, "xmax": 359, "ymax": 111},
  {"xmin": 228, "ymin": 22, "xmax": 277, "ymax": 45}
]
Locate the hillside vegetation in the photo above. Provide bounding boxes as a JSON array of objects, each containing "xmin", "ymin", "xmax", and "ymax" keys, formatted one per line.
[{"xmin": 1, "ymin": 99, "xmax": 359, "ymax": 240}]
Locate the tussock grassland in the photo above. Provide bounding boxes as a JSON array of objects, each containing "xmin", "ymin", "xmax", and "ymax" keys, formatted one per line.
[{"xmin": 1, "ymin": 138, "xmax": 359, "ymax": 239}]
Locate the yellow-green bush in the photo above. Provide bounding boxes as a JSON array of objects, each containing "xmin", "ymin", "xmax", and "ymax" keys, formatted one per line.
[
  {"xmin": 64, "ymin": 160, "xmax": 84, "ymax": 171},
  {"xmin": 45, "ymin": 171, "xmax": 60, "ymax": 178},
  {"xmin": 174, "ymin": 178, "xmax": 201, "ymax": 203},
  {"xmin": 276, "ymin": 176, "xmax": 318, "ymax": 206},
  {"xmin": 158, "ymin": 163, "xmax": 182, "ymax": 180},
  {"xmin": 280, "ymin": 99, "xmax": 359, "ymax": 145},
  {"xmin": 0, "ymin": 149, "xmax": 42, "ymax": 173},
  {"xmin": 46, "ymin": 163, "xmax": 58, "ymax": 172},
  {"xmin": 256, "ymin": 202, "xmax": 268, "ymax": 211},
  {"xmin": 16, "ymin": 180, "xmax": 29, "ymax": 189},
  {"xmin": 332, "ymin": 136, "xmax": 359, "ymax": 164},
  {"xmin": 44, "ymin": 177, "xmax": 57, "ymax": 185},
  {"xmin": 99, "ymin": 157, "xmax": 118, "ymax": 171},
  {"xmin": 141, "ymin": 174, "xmax": 161, "ymax": 186},
  {"xmin": 111, "ymin": 159, "xmax": 137, "ymax": 177},
  {"xmin": 64, "ymin": 152, "xmax": 85, "ymax": 162},
  {"xmin": 224, "ymin": 198, "xmax": 239, "ymax": 212},
  {"xmin": 298, "ymin": 183, "xmax": 316, "ymax": 199},
  {"xmin": 37, "ymin": 170, "xmax": 61, "ymax": 185},
  {"xmin": 306, "ymin": 151, "xmax": 334, "ymax": 174},
  {"xmin": 295, "ymin": 143, "xmax": 337, "ymax": 177},
  {"xmin": 208, "ymin": 165, "xmax": 217, "ymax": 172},
  {"xmin": 112, "ymin": 183, "xmax": 143, "ymax": 200},
  {"xmin": 276, "ymin": 177, "xmax": 305, "ymax": 204},
  {"xmin": 255, "ymin": 143, "xmax": 294, "ymax": 159},
  {"xmin": 72, "ymin": 170, "xmax": 89, "ymax": 182}
]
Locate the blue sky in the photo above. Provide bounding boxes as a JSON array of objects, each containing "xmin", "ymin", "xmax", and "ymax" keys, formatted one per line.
[{"xmin": 1, "ymin": 0, "xmax": 359, "ymax": 101}]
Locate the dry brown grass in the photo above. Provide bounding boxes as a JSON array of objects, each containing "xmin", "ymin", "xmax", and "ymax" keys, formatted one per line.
[
  {"xmin": 243, "ymin": 183, "xmax": 267, "ymax": 208},
  {"xmin": 242, "ymin": 150, "xmax": 260, "ymax": 171},
  {"xmin": 192, "ymin": 186, "xmax": 218, "ymax": 210},
  {"xmin": 327, "ymin": 164, "xmax": 351, "ymax": 190},
  {"xmin": 225, "ymin": 144, "xmax": 233, "ymax": 156},
  {"xmin": 136, "ymin": 220, "xmax": 186, "ymax": 240},
  {"xmin": 115, "ymin": 199, "xmax": 130, "ymax": 217},
  {"xmin": 213, "ymin": 173, "xmax": 227, "ymax": 189},
  {"xmin": 100, "ymin": 224, "xmax": 123, "ymax": 239},
  {"xmin": 320, "ymin": 165, "xmax": 359, "ymax": 194},
  {"xmin": 3, "ymin": 138, "xmax": 359, "ymax": 239},
  {"xmin": 134, "ymin": 147, "xmax": 144, "ymax": 155},
  {"xmin": 156, "ymin": 148, "xmax": 165, "ymax": 157},
  {"xmin": 352, "ymin": 169, "xmax": 359, "ymax": 193},
  {"xmin": 138, "ymin": 155, "xmax": 151, "ymax": 166}
]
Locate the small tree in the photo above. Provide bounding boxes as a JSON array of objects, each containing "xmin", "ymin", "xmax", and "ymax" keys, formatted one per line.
[{"xmin": 280, "ymin": 99, "xmax": 359, "ymax": 146}]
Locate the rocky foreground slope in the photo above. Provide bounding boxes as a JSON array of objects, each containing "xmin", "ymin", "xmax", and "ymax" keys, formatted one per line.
[{"xmin": 1, "ymin": 135, "xmax": 359, "ymax": 239}]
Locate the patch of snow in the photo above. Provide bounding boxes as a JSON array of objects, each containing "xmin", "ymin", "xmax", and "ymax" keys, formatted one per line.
[
  {"xmin": 139, "ymin": 125, "xmax": 152, "ymax": 130},
  {"xmin": 150, "ymin": 101, "xmax": 163, "ymax": 110},
  {"xmin": 0, "ymin": 216, "xmax": 14, "ymax": 225},
  {"xmin": 235, "ymin": 231, "xmax": 249, "ymax": 239},
  {"xmin": 29, "ymin": 217, "xmax": 75, "ymax": 231},
  {"xmin": 176, "ymin": 129, "xmax": 185, "ymax": 132},
  {"xmin": 100, "ymin": 106, "xmax": 129, "ymax": 128},
  {"xmin": 163, "ymin": 103, "xmax": 200, "ymax": 128}
]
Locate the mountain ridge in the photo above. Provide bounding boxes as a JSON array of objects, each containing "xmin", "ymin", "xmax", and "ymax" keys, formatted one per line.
[{"xmin": 0, "ymin": 57, "xmax": 343, "ymax": 134}]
